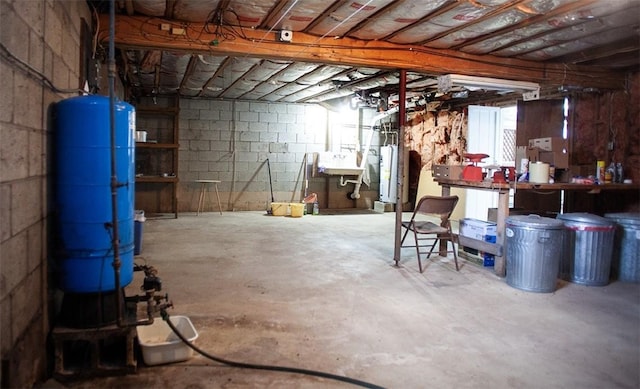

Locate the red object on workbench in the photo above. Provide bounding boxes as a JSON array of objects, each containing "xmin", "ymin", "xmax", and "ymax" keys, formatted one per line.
[{"xmin": 462, "ymin": 153, "xmax": 489, "ymax": 182}]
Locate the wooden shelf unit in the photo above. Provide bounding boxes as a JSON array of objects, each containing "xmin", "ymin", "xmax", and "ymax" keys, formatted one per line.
[{"xmin": 134, "ymin": 97, "xmax": 180, "ymax": 218}]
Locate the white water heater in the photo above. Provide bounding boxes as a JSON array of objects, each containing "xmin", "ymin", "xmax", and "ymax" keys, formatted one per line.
[
  {"xmin": 380, "ymin": 145, "xmax": 398, "ymax": 203},
  {"xmin": 380, "ymin": 145, "xmax": 409, "ymax": 204}
]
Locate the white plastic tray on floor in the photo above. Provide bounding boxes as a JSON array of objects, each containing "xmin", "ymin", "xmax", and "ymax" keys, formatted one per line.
[{"xmin": 137, "ymin": 315, "xmax": 198, "ymax": 366}]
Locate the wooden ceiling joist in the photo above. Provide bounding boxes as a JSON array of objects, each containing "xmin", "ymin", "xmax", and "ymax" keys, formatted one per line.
[
  {"xmin": 140, "ymin": 50, "xmax": 162, "ymax": 72},
  {"xmin": 178, "ymin": 55, "xmax": 198, "ymax": 93},
  {"xmin": 381, "ymin": 1, "xmax": 460, "ymax": 42},
  {"xmin": 198, "ymin": 56, "xmax": 231, "ymax": 97},
  {"xmin": 415, "ymin": 0, "xmax": 529, "ymax": 46},
  {"xmin": 98, "ymin": 14, "xmax": 626, "ymax": 90},
  {"xmin": 453, "ymin": 0, "xmax": 599, "ymax": 51}
]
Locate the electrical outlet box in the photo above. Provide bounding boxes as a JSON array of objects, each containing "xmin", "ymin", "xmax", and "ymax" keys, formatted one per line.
[
  {"xmin": 522, "ymin": 89, "xmax": 540, "ymax": 101},
  {"xmin": 171, "ymin": 27, "xmax": 186, "ymax": 35},
  {"xmin": 278, "ymin": 30, "xmax": 293, "ymax": 42},
  {"xmin": 160, "ymin": 23, "xmax": 171, "ymax": 31}
]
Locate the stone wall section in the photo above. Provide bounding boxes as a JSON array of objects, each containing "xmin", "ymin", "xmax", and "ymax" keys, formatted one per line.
[
  {"xmin": 176, "ymin": 99, "xmax": 379, "ymax": 211},
  {"xmin": 0, "ymin": 1, "xmax": 90, "ymax": 387}
]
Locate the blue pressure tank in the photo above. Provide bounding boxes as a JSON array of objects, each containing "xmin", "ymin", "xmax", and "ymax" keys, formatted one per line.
[{"xmin": 55, "ymin": 95, "xmax": 135, "ymax": 293}]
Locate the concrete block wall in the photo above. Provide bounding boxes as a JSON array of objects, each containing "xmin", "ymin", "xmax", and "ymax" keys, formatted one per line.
[
  {"xmin": 177, "ymin": 99, "xmax": 381, "ymax": 211},
  {"xmin": 0, "ymin": 1, "xmax": 90, "ymax": 387}
]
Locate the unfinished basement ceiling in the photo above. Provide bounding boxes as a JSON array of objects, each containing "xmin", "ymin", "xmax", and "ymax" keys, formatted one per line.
[{"xmin": 93, "ymin": 0, "xmax": 640, "ymax": 106}]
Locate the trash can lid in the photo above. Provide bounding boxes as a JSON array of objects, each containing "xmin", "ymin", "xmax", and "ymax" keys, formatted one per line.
[
  {"xmin": 506, "ymin": 214, "xmax": 564, "ymax": 229},
  {"xmin": 556, "ymin": 212, "xmax": 615, "ymax": 226},
  {"xmin": 604, "ymin": 212, "xmax": 640, "ymax": 227}
]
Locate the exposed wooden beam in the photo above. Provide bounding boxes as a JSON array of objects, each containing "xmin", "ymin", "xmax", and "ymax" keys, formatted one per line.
[
  {"xmin": 98, "ymin": 14, "xmax": 626, "ymax": 90},
  {"xmin": 485, "ymin": 2, "xmax": 636, "ymax": 56},
  {"xmin": 343, "ymin": 0, "xmax": 405, "ymax": 38},
  {"xmin": 381, "ymin": 0, "xmax": 459, "ymax": 41},
  {"xmin": 515, "ymin": 24, "xmax": 637, "ymax": 59},
  {"xmin": 576, "ymin": 51, "xmax": 640, "ymax": 70},
  {"xmin": 259, "ymin": 0, "xmax": 293, "ymax": 30},
  {"xmin": 452, "ymin": 0, "xmax": 599, "ymax": 51},
  {"xmin": 140, "ymin": 50, "xmax": 162, "ymax": 72},
  {"xmin": 237, "ymin": 61, "xmax": 298, "ymax": 100},
  {"xmin": 124, "ymin": 0, "xmax": 134, "ymax": 16},
  {"xmin": 416, "ymin": 0, "xmax": 529, "ymax": 46},
  {"xmin": 178, "ymin": 55, "xmax": 198, "ymax": 93},
  {"xmin": 303, "ymin": 0, "xmax": 348, "ymax": 34},
  {"xmin": 219, "ymin": 61, "xmax": 262, "ymax": 98},
  {"xmin": 268, "ymin": 66, "xmax": 351, "ymax": 102},
  {"xmin": 553, "ymin": 37, "xmax": 640, "ymax": 65},
  {"xmin": 198, "ymin": 56, "xmax": 231, "ymax": 97},
  {"xmin": 153, "ymin": 62, "xmax": 161, "ymax": 93},
  {"xmin": 300, "ymin": 70, "xmax": 397, "ymax": 103},
  {"xmin": 164, "ymin": 0, "xmax": 176, "ymax": 19},
  {"xmin": 216, "ymin": 0, "xmax": 233, "ymax": 22}
]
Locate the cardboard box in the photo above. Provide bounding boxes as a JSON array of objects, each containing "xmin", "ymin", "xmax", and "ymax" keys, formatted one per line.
[
  {"xmin": 433, "ymin": 165, "xmax": 464, "ymax": 179},
  {"xmin": 528, "ymin": 137, "xmax": 567, "ymax": 152},
  {"xmin": 526, "ymin": 148, "xmax": 569, "ymax": 169},
  {"xmin": 459, "ymin": 219, "xmax": 496, "ymax": 268},
  {"xmin": 459, "ymin": 218, "xmax": 497, "ymax": 241},
  {"xmin": 539, "ymin": 150, "xmax": 569, "ymax": 169},
  {"xmin": 526, "ymin": 147, "xmax": 540, "ymax": 163}
]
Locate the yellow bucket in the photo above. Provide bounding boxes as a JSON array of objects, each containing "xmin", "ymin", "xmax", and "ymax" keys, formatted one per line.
[
  {"xmin": 271, "ymin": 202, "xmax": 288, "ymax": 216},
  {"xmin": 290, "ymin": 203, "xmax": 304, "ymax": 218}
]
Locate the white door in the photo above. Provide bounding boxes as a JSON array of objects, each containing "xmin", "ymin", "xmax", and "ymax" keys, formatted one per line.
[{"xmin": 465, "ymin": 106, "xmax": 500, "ymax": 221}]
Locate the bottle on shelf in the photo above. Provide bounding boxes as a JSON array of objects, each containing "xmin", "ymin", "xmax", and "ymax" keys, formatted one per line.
[
  {"xmin": 616, "ymin": 163, "xmax": 624, "ymax": 183},
  {"xmin": 605, "ymin": 162, "xmax": 615, "ymax": 183}
]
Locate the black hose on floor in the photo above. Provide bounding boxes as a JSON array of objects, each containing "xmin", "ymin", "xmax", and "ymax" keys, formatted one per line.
[{"xmin": 160, "ymin": 310, "xmax": 386, "ymax": 389}]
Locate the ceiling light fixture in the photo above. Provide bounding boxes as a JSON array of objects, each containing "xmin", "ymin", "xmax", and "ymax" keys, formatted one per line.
[{"xmin": 438, "ymin": 74, "xmax": 540, "ymax": 94}]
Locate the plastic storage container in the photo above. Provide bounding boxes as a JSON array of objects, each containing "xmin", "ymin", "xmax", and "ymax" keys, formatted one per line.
[
  {"xmin": 137, "ymin": 316, "xmax": 198, "ymax": 366},
  {"xmin": 605, "ymin": 213, "xmax": 640, "ymax": 283},
  {"xmin": 505, "ymin": 215, "xmax": 564, "ymax": 293},
  {"xmin": 271, "ymin": 202, "xmax": 288, "ymax": 216},
  {"xmin": 289, "ymin": 203, "xmax": 304, "ymax": 217},
  {"xmin": 557, "ymin": 213, "xmax": 616, "ymax": 286}
]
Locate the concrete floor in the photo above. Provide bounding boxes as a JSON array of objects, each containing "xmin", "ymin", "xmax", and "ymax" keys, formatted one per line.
[{"xmin": 56, "ymin": 211, "xmax": 639, "ymax": 389}]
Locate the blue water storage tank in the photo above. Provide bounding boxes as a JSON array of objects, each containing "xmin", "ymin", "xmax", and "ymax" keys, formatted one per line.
[{"xmin": 55, "ymin": 95, "xmax": 135, "ymax": 293}]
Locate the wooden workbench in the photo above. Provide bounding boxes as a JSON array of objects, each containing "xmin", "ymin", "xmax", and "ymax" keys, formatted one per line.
[{"xmin": 433, "ymin": 178, "xmax": 640, "ymax": 277}]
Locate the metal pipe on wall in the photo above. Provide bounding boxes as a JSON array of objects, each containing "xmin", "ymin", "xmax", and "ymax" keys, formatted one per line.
[
  {"xmin": 106, "ymin": 0, "xmax": 125, "ymax": 326},
  {"xmin": 394, "ymin": 70, "xmax": 407, "ymax": 266}
]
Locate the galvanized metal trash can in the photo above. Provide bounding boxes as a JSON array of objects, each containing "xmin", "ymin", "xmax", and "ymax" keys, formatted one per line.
[
  {"xmin": 605, "ymin": 213, "xmax": 640, "ymax": 283},
  {"xmin": 557, "ymin": 213, "xmax": 616, "ymax": 286},
  {"xmin": 505, "ymin": 215, "xmax": 564, "ymax": 293}
]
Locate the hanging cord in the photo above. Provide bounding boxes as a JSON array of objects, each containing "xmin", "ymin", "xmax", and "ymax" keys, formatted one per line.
[
  {"xmin": 0, "ymin": 43, "xmax": 85, "ymax": 94},
  {"xmin": 160, "ymin": 310, "xmax": 386, "ymax": 389}
]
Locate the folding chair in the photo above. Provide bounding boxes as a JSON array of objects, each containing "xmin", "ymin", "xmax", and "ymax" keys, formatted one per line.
[{"xmin": 401, "ymin": 195, "xmax": 460, "ymax": 273}]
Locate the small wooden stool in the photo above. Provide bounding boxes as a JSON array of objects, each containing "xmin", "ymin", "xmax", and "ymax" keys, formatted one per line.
[{"xmin": 195, "ymin": 180, "xmax": 222, "ymax": 215}]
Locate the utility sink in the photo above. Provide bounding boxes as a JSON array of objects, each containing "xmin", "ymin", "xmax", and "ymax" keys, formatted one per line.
[{"xmin": 321, "ymin": 167, "xmax": 364, "ymax": 175}]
